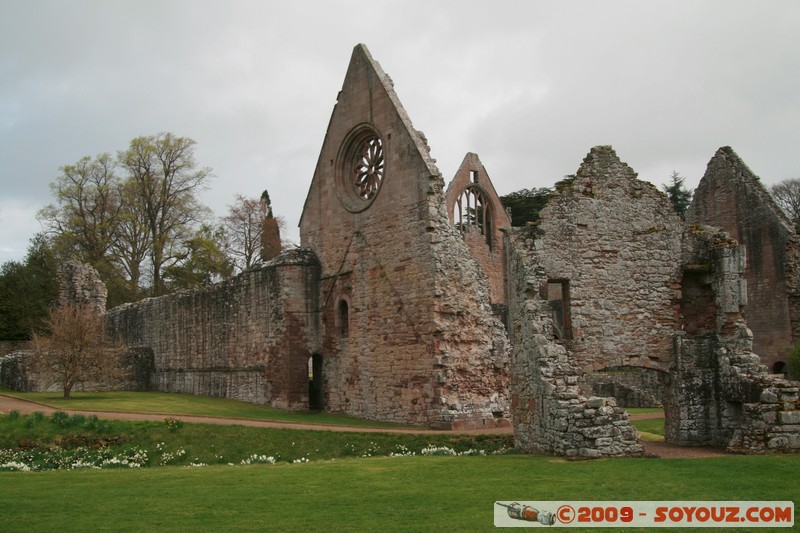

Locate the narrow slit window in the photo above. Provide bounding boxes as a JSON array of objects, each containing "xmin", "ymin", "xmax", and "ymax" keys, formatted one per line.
[
  {"xmin": 338, "ymin": 299, "xmax": 349, "ymax": 338},
  {"xmin": 547, "ymin": 280, "xmax": 572, "ymax": 340}
]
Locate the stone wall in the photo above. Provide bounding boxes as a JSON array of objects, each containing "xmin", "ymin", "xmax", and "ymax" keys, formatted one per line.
[
  {"xmin": 107, "ymin": 249, "xmax": 320, "ymax": 409},
  {"xmin": 444, "ymin": 152, "xmax": 512, "ymax": 305},
  {"xmin": 299, "ymin": 44, "xmax": 508, "ymax": 428},
  {"xmin": 58, "ymin": 260, "xmax": 107, "ymax": 313},
  {"xmin": 506, "ymin": 145, "xmax": 800, "ymax": 456},
  {"xmin": 583, "ymin": 367, "xmax": 666, "ymax": 408},
  {"xmin": 665, "ymin": 226, "xmax": 800, "ymax": 452},
  {"xmin": 531, "ymin": 146, "xmax": 683, "ymax": 374},
  {"xmin": 506, "ymin": 224, "xmax": 643, "ymax": 457},
  {"xmin": 687, "ymin": 147, "xmax": 800, "ymax": 371},
  {"xmin": 505, "ymin": 146, "xmax": 676, "ymax": 457}
]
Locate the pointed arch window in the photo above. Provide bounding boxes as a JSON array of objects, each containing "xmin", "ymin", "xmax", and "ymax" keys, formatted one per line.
[{"xmin": 453, "ymin": 184, "xmax": 493, "ymax": 248}]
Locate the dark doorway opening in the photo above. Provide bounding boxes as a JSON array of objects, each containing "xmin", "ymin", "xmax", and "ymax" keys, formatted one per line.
[{"xmin": 309, "ymin": 353, "xmax": 323, "ymax": 411}]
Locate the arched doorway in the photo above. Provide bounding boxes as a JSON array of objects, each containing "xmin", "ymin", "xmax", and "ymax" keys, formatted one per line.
[{"xmin": 308, "ymin": 353, "xmax": 323, "ymax": 411}]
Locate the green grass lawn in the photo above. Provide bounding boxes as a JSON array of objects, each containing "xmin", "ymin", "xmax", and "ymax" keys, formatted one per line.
[
  {"xmin": 0, "ymin": 389, "xmax": 412, "ymax": 428},
  {"xmin": 1, "ymin": 454, "xmax": 797, "ymax": 532},
  {"xmin": 625, "ymin": 407, "xmax": 664, "ymax": 415},
  {"xmin": 0, "ymin": 395, "xmax": 795, "ymax": 532}
]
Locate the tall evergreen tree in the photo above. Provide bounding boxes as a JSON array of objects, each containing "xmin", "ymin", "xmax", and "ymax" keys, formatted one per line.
[
  {"xmin": 0, "ymin": 234, "xmax": 59, "ymax": 340},
  {"xmin": 661, "ymin": 171, "xmax": 692, "ymax": 219}
]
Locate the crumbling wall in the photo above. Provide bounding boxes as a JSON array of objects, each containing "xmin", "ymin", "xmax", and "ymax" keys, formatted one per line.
[
  {"xmin": 506, "ymin": 146, "xmax": 677, "ymax": 457},
  {"xmin": 444, "ymin": 152, "xmax": 512, "ymax": 306},
  {"xmin": 299, "ymin": 44, "xmax": 508, "ymax": 428},
  {"xmin": 687, "ymin": 147, "xmax": 800, "ymax": 371},
  {"xmin": 665, "ymin": 227, "xmax": 800, "ymax": 452},
  {"xmin": 583, "ymin": 367, "xmax": 666, "ymax": 408},
  {"xmin": 532, "ymin": 146, "xmax": 683, "ymax": 373},
  {"xmin": 107, "ymin": 249, "xmax": 320, "ymax": 409},
  {"xmin": 506, "ymin": 225, "xmax": 643, "ymax": 457},
  {"xmin": 58, "ymin": 260, "xmax": 107, "ymax": 313}
]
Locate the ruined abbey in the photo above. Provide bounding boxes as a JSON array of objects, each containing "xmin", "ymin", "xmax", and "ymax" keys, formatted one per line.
[{"xmin": 5, "ymin": 44, "xmax": 800, "ymax": 457}]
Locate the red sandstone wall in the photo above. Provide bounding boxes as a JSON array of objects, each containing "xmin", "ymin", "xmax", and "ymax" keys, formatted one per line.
[
  {"xmin": 444, "ymin": 153, "xmax": 512, "ymax": 305},
  {"xmin": 299, "ymin": 45, "xmax": 508, "ymax": 427},
  {"xmin": 687, "ymin": 147, "xmax": 799, "ymax": 370}
]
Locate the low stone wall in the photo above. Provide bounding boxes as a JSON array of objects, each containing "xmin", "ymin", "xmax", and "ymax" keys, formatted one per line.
[{"xmin": 0, "ymin": 352, "xmax": 31, "ymax": 391}]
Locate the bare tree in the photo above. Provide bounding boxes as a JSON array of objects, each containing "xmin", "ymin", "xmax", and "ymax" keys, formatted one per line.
[
  {"xmin": 223, "ymin": 194, "xmax": 267, "ymax": 271},
  {"xmin": 771, "ymin": 178, "xmax": 800, "ymax": 229},
  {"xmin": 30, "ymin": 304, "xmax": 122, "ymax": 399},
  {"xmin": 118, "ymin": 133, "xmax": 211, "ymax": 295}
]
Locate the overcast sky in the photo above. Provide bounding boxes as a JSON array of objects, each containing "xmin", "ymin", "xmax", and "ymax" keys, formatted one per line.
[{"xmin": 1, "ymin": 1, "xmax": 799, "ymax": 264}]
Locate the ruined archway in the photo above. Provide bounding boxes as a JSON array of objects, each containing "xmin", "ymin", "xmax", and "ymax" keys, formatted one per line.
[{"xmin": 583, "ymin": 366, "xmax": 667, "ymax": 409}]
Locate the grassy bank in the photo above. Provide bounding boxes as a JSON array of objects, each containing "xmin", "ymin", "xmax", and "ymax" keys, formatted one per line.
[
  {"xmin": 0, "ymin": 389, "xmax": 412, "ymax": 428},
  {"xmin": 0, "ymin": 411, "xmax": 512, "ymax": 470}
]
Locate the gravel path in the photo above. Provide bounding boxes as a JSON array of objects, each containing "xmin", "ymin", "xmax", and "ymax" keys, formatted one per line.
[{"xmin": 0, "ymin": 394, "xmax": 728, "ymax": 458}]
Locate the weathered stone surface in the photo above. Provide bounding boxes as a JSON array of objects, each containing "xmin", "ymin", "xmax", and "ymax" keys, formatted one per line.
[
  {"xmin": 444, "ymin": 152, "xmax": 511, "ymax": 306},
  {"xmin": 108, "ymin": 249, "xmax": 321, "ymax": 409},
  {"xmin": 58, "ymin": 260, "xmax": 107, "ymax": 313},
  {"xmin": 688, "ymin": 147, "xmax": 800, "ymax": 373},
  {"xmin": 508, "ymin": 145, "xmax": 800, "ymax": 456},
  {"xmin": 295, "ymin": 44, "xmax": 509, "ymax": 427}
]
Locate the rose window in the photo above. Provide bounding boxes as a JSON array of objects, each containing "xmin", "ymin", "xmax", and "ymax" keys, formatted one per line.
[
  {"xmin": 336, "ymin": 125, "xmax": 386, "ymax": 212},
  {"xmin": 353, "ymin": 137, "xmax": 384, "ymax": 200}
]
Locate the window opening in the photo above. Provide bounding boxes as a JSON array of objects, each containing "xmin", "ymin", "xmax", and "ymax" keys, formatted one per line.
[
  {"xmin": 353, "ymin": 137, "xmax": 384, "ymax": 201},
  {"xmin": 308, "ymin": 354, "xmax": 323, "ymax": 411},
  {"xmin": 453, "ymin": 185, "xmax": 492, "ymax": 247},
  {"xmin": 470, "ymin": 170, "xmax": 479, "ymax": 184},
  {"xmin": 338, "ymin": 299, "xmax": 349, "ymax": 338},
  {"xmin": 548, "ymin": 280, "xmax": 572, "ymax": 340}
]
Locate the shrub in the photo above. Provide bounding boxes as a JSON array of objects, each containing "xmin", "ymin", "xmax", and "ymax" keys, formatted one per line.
[
  {"xmin": 164, "ymin": 417, "xmax": 184, "ymax": 431},
  {"xmin": 8, "ymin": 410, "xmax": 19, "ymax": 421},
  {"xmin": 50, "ymin": 411, "xmax": 70, "ymax": 427}
]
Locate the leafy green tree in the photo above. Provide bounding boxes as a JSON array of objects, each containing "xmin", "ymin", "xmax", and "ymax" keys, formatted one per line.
[
  {"xmin": 112, "ymin": 178, "xmax": 151, "ymax": 299},
  {"xmin": 499, "ymin": 188, "xmax": 553, "ymax": 227},
  {"xmin": 163, "ymin": 224, "xmax": 233, "ymax": 291},
  {"xmin": 37, "ymin": 154, "xmax": 121, "ymax": 264},
  {"xmin": 36, "ymin": 154, "xmax": 131, "ymax": 306},
  {"xmin": 661, "ymin": 171, "xmax": 692, "ymax": 219},
  {"xmin": 0, "ymin": 234, "xmax": 59, "ymax": 340},
  {"xmin": 118, "ymin": 133, "xmax": 212, "ymax": 295}
]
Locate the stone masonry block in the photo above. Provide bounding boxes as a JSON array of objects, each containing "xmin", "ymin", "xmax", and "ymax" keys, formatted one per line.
[{"xmin": 778, "ymin": 411, "xmax": 800, "ymax": 425}]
